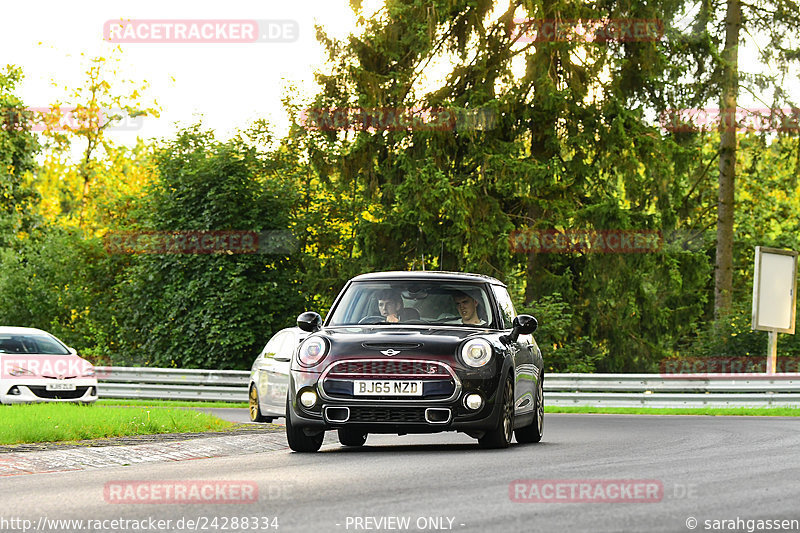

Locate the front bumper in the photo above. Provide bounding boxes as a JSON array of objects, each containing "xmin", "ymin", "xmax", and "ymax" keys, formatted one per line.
[
  {"xmin": 0, "ymin": 379, "xmax": 98, "ymax": 404},
  {"xmin": 288, "ymin": 368, "xmax": 504, "ymax": 435}
]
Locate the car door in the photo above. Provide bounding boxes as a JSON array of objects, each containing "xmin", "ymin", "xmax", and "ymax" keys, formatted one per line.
[{"xmin": 491, "ymin": 285, "xmax": 536, "ymax": 416}]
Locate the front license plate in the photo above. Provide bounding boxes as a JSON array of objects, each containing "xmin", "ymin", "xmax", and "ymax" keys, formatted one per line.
[
  {"xmin": 46, "ymin": 383, "xmax": 77, "ymax": 391},
  {"xmin": 353, "ymin": 380, "xmax": 423, "ymax": 396}
]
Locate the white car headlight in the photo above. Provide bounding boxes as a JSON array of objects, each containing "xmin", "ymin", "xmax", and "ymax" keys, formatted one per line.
[
  {"xmin": 9, "ymin": 366, "xmax": 34, "ymax": 377},
  {"xmin": 461, "ymin": 338, "xmax": 492, "ymax": 368},
  {"xmin": 298, "ymin": 337, "xmax": 328, "ymax": 367}
]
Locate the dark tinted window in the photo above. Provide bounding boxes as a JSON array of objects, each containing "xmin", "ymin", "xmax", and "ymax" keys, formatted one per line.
[
  {"xmin": 328, "ymin": 281, "xmax": 495, "ymax": 327},
  {"xmin": 0, "ymin": 334, "xmax": 70, "ymax": 355}
]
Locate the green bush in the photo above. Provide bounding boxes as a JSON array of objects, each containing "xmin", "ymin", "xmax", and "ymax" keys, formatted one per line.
[
  {"xmin": 520, "ymin": 293, "xmax": 603, "ymax": 373},
  {"xmin": 0, "ymin": 227, "xmax": 118, "ymax": 363},
  {"xmin": 114, "ymin": 126, "xmax": 306, "ymax": 369}
]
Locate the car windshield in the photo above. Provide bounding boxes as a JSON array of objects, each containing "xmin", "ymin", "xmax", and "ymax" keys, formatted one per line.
[
  {"xmin": 0, "ymin": 334, "xmax": 70, "ymax": 355},
  {"xmin": 327, "ymin": 280, "xmax": 495, "ymax": 327}
]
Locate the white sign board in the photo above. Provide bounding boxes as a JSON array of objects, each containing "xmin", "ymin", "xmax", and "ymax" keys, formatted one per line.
[{"xmin": 752, "ymin": 247, "xmax": 797, "ymax": 334}]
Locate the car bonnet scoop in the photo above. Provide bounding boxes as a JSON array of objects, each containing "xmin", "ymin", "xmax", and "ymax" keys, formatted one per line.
[{"xmin": 360, "ymin": 342, "xmax": 422, "ymax": 350}]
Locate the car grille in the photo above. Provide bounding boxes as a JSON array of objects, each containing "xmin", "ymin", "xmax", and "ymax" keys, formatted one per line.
[
  {"xmin": 326, "ymin": 359, "xmax": 451, "ymax": 379},
  {"xmin": 27, "ymin": 386, "xmax": 90, "ymax": 400},
  {"xmin": 347, "ymin": 406, "xmax": 427, "ymax": 423},
  {"xmin": 320, "ymin": 359, "xmax": 458, "ymax": 401}
]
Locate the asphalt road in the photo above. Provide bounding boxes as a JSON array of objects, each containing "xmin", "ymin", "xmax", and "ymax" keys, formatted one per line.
[
  {"xmin": 3, "ymin": 414, "xmax": 800, "ymax": 533},
  {"xmin": 194, "ymin": 407, "xmax": 260, "ymax": 425}
]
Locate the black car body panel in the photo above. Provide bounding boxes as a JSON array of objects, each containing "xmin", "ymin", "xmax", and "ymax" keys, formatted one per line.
[{"xmin": 286, "ymin": 271, "xmax": 543, "ymax": 450}]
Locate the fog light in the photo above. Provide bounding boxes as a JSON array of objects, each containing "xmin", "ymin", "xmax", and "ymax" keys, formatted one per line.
[
  {"xmin": 8, "ymin": 386, "xmax": 21, "ymax": 396},
  {"xmin": 299, "ymin": 390, "xmax": 318, "ymax": 408},
  {"xmin": 465, "ymin": 393, "xmax": 483, "ymax": 410}
]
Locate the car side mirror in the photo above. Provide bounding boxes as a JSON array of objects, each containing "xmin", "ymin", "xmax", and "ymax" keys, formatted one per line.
[
  {"xmin": 67, "ymin": 347, "xmax": 78, "ymax": 355},
  {"xmin": 508, "ymin": 314, "xmax": 537, "ymax": 341},
  {"xmin": 297, "ymin": 312, "xmax": 322, "ymax": 333}
]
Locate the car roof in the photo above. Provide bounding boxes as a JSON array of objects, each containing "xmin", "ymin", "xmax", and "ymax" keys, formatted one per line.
[
  {"xmin": 350, "ymin": 271, "xmax": 505, "ymax": 286},
  {"xmin": 0, "ymin": 326, "xmax": 54, "ymax": 336}
]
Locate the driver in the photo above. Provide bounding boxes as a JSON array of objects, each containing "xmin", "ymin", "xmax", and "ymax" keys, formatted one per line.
[
  {"xmin": 377, "ymin": 289, "xmax": 404, "ymax": 323},
  {"xmin": 451, "ymin": 290, "xmax": 487, "ymax": 325}
]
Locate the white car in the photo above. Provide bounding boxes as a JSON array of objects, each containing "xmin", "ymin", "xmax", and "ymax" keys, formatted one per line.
[
  {"xmin": 0, "ymin": 327, "xmax": 98, "ymax": 404},
  {"xmin": 249, "ymin": 327, "xmax": 306, "ymax": 422}
]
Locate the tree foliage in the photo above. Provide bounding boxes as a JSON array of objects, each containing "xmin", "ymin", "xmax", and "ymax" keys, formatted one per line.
[
  {"xmin": 289, "ymin": 0, "xmax": 725, "ymax": 370},
  {"xmin": 0, "ymin": 228, "xmax": 118, "ymax": 361},
  {"xmin": 114, "ymin": 125, "xmax": 305, "ymax": 369},
  {"xmin": 0, "ymin": 65, "xmax": 41, "ymax": 246},
  {"xmin": 37, "ymin": 51, "xmax": 159, "ymax": 230}
]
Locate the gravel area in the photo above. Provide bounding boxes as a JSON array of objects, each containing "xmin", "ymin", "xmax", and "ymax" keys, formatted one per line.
[{"xmin": 0, "ymin": 424, "xmax": 288, "ymax": 477}]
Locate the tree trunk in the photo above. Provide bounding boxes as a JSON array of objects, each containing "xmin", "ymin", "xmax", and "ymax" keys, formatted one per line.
[
  {"xmin": 524, "ymin": 49, "xmax": 558, "ymax": 305},
  {"xmin": 714, "ymin": 0, "xmax": 741, "ymax": 320}
]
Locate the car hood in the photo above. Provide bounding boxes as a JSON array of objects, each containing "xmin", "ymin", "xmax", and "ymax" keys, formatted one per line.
[{"xmin": 317, "ymin": 326, "xmax": 488, "ymax": 361}]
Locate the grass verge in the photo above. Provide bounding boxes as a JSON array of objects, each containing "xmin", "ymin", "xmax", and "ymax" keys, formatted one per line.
[
  {"xmin": 97, "ymin": 399, "xmax": 249, "ymax": 408},
  {"xmin": 0, "ymin": 403, "xmax": 233, "ymax": 445},
  {"xmin": 546, "ymin": 406, "xmax": 800, "ymax": 416}
]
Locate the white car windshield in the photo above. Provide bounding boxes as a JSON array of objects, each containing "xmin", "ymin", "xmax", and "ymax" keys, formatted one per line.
[
  {"xmin": 327, "ymin": 281, "xmax": 495, "ymax": 327},
  {"xmin": 0, "ymin": 335, "xmax": 70, "ymax": 355}
]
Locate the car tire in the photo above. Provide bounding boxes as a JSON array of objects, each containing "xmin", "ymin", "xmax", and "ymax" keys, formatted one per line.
[
  {"xmin": 286, "ymin": 398, "xmax": 324, "ymax": 453},
  {"xmin": 338, "ymin": 428, "xmax": 367, "ymax": 447},
  {"xmin": 478, "ymin": 378, "xmax": 514, "ymax": 449},
  {"xmin": 515, "ymin": 374, "xmax": 544, "ymax": 444},
  {"xmin": 249, "ymin": 385, "xmax": 268, "ymax": 422}
]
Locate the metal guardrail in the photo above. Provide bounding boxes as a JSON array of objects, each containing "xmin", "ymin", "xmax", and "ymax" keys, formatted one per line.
[
  {"xmin": 545, "ymin": 373, "xmax": 800, "ymax": 408},
  {"xmin": 546, "ymin": 392, "xmax": 800, "ymax": 408},
  {"xmin": 96, "ymin": 368, "xmax": 800, "ymax": 407},
  {"xmin": 96, "ymin": 367, "xmax": 249, "ymax": 402}
]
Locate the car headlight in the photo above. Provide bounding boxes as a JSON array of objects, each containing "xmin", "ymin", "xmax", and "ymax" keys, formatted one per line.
[
  {"xmin": 9, "ymin": 366, "xmax": 34, "ymax": 377},
  {"xmin": 461, "ymin": 338, "xmax": 492, "ymax": 368},
  {"xmin": 298, "ymin": 337, "xmax": 328, "ymax": 367},
  {"xmin": 82, "ymin": 367, "xmax": 96, "ymax": 377}
]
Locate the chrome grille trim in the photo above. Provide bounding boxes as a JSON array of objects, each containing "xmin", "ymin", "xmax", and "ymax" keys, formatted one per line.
[{"xmin": 319, "ymin": 358, "xmax": 461, "ymax": 403}]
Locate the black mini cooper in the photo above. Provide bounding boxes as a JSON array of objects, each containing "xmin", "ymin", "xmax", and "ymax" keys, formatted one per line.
[{"xmin": 286, "ymin": 271, "xmax": 543, "ymax": 452}]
